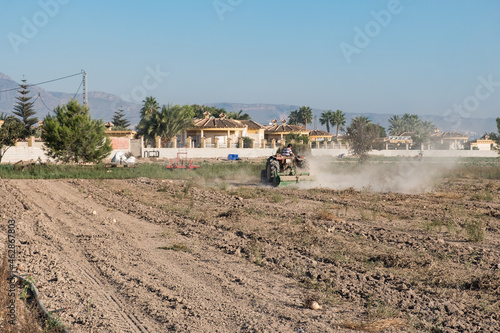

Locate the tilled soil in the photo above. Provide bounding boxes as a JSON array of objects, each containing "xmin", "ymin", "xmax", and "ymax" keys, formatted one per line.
[{"xmin": 0, "ymin": 176, "xmax": 499, "ymax": 332}]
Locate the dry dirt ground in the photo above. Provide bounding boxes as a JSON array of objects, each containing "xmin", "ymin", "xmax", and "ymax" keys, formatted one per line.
[{"xmin": 1, "ymin": 174, "xmax": 500, "ymax": 332}]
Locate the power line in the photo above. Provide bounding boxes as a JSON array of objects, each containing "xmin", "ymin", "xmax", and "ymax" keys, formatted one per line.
[
  {"xmin": 37, "ymin": 93, "xmax": 53, "ymax": 112},
  {"xmin": 73, "ymin": 80, "xmax": 83, "ymax": 100},
  {"xmin": 29, "ymin": 72, "xmax": 82, "ymax": 89},
  {"xmin": 0, "ymin": 86, "xmax": 22, "ymax": 94},
  {"xmin": 0, "ymin": 72, "xmax": 83, "ymax": 94},
  {"xmin": 31, "ymin": 93, "xmax": 40, "ymax": 105}
]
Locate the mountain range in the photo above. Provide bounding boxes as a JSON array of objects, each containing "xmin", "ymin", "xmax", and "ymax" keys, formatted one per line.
[
  {"xmin": 1, "ymin": 72, "xmax": 496, "ymax": 138},
  {"xmin": 208, "ymin": 103, "xmax": 497, "ymax": 138},
  {"xmin": 0, "ymin": 72, "xmax": 142, "ymax": 125}
]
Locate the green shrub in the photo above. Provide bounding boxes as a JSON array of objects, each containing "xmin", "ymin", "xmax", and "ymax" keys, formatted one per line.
[{"xmin": 242, "ymin": 136, "xmax": 253, "ymax": 148}]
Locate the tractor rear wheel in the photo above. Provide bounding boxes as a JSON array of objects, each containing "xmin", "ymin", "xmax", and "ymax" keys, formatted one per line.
[
  {"xmin": 296, "ymin": 157, "xmax": 310, "ymax": 171},
  {"xmin": 270, "ymin": 158, "xmax": 279, "ymax": 185},
  {"xmin": 266, "ymin": 157, "xmax": 280, "ymax": 183}
]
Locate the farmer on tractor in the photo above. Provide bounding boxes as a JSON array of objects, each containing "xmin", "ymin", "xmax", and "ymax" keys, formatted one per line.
[
  {"xmin": 282, "ymin": 144, "xmax": 294, "ymax": 157},
  {"xmin": 261, "ymin": 144, "xmax": 313, "ymax": 186}
]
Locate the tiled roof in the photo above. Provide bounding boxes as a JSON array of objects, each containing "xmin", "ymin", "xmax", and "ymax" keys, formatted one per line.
[
  {"xmin": 240, "ymin": 120, "xmax": 265, "ymax": 129},
  {"xmin": 309, "ymin": 130, "xmax": 333, "ymax": 137},
  {"xmin": 192, "ymin": 118, "xmax": 246, "ymax": 129},
  {"xmin": 431, "ymin": 132, "xmax": 468, "ymax": 139},
  {"xmin": 265, "ymin": 122, "xmax": 308, "ymax": 133}
]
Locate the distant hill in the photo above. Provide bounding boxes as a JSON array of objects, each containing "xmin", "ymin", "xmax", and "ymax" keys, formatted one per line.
[
  {"xmin": 208, "ymin": 102, "xmax": 497, "ymax": 139},
  {"xmin": 0, "ymin": 73, "xmax": 141, "ymax": 126},
  {"xmin": 1, "ymin": 72, "xmax": 496, "ymax": 139}
]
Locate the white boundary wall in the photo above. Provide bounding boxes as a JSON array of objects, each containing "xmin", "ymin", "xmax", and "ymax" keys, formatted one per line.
[
  {"xmin": 142, "ymin": 148, "xmax": 277, "ymax": 159},
  {"xmin": 1, "ymin": 147, "xmax": 129, "ymax": 163},
  {"xmin": 1, "ymin": 146, "xmax": 498, "ymax": 163},
  {"xmin": 143, "ymin": 148, "xmax": 498, "ymax": 159},
  {"xmin": 367, "ymin": 150, "xmax": 498, "ymax": 158},
  {"xmin": 1, "ymin": 147, "xmax": 49, "ymax": 163}
]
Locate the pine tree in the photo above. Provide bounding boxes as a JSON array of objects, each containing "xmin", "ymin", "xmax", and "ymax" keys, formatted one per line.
[
  {"xmin": 42, "ymin": 99, "xmax": 112, "ymax": 163},
  {"xmin": 0, "ymin": 116, "xmax": 25, "ymax": 163},
  {"xmin": 13, "ymin": 79, "xmax": 38, "ymax": 136},
  {"xmin": 111, "ymin": 108, "xmax": 131, "ymax": 130}
]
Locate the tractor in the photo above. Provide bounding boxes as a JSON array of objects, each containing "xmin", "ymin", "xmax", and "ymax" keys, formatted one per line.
[{"xmin": 261, "ymin": 154, "xmax": 314, "ymax": 187}]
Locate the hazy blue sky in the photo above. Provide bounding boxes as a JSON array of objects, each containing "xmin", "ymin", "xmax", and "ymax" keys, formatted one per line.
[{"xmin": 1, "ymin": 0, "xmax": 500, "ymax": 120}]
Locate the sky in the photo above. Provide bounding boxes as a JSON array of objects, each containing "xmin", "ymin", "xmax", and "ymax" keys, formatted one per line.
[{"xmin": 1, "ymin": 0, "xmax": 500, "ymax": 122}]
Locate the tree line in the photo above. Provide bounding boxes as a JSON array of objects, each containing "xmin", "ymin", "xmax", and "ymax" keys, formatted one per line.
[
  {"xmin": 2, "ymin": 81, "xmax": 500, "ymax": 164},
  {"xmin": 0, "ymin": 81, "xmax": 111, "ymax": 163},
  {"xmin": 132, "ymin": 97, "xmax": 252, "ymax": 146}
]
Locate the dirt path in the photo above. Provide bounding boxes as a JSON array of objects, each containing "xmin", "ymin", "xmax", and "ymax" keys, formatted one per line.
[{"xmin": 1, "ymin": 179, "xmax": 353, "ymax": 332}]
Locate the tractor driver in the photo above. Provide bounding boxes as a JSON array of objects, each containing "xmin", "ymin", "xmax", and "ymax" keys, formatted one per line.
[{"xmin": 282, "ymin": 144, "xmax": 294, "ymax": 157}]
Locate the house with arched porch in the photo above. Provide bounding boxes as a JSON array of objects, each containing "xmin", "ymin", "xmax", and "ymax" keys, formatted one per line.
[
  {"xmin": 308, "ymin": 129, "xmax": 335, "ymax": 148},
  {"xmin": 239, "ymin": 120, "xmax": 265, "ymax": 147},
  {"xmin": 431, "ymin": 130, "xmax": 469, "ymax": 150},
  {"xmin": 183, "ymin": 113, "xmax": 247, "ymax": 148},
  {"xmin": 263, "ymin": 119, "xmax": 310, "ymax": 147}
]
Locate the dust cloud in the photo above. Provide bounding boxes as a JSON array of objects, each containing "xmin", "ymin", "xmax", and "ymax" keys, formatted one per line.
[{"xmin": 302, "ymin": 156, "xmax": 457, "ymax": 194}]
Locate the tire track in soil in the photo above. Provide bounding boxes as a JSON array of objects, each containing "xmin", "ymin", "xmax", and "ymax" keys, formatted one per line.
[
  {"xmin": 64, "ymin": 179, "xmax": 352, "ymax": 332},
  {"xmin": 6, "ymin": 179, "xmax": 345, "ymax": 332},
  {"xmin": 4, "ymin": 179, "xmax": 159, "ymax": 333},
  {"xmin": 76, "ymin": 267, "xmax": 148, "ymax": 333}
]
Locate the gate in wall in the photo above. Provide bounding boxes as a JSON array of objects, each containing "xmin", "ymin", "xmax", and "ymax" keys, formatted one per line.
[{"xmin": 130, "ymin": 139, "xmax": 142, "ymax": 157}]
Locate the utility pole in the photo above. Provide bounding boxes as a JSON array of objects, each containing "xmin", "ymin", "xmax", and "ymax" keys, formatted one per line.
[
  {"xmin": 314, "ymin": 115, "xmax": 317, "ymax": 130},
  {"xmin": 82, "ymin": 70, "xmax": 88, "ymax": 106}
]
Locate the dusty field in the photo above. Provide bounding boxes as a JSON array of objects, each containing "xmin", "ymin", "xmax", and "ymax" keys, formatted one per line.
[{"xmin": 1, "ymin": 169, "xmax": 500, "ymax": 332}]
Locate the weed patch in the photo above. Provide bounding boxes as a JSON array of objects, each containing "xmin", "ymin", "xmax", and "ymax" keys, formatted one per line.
[
  {"xmin": 159, "ymin": 243, "xmax": 192, "ymax": 252},
  {"xmin": 271, "ymin": 193, "xmax": 284, "ymax": 203},
  {"xmin": 464, "ymin": 220, "xmax": 485, "ymax": 242},
  {"xmin": 470, "ymin": 192, "xmax": 494, "ymax": 202},
  {"xmin": 315, "ymin": 208, "xmax": 337, "ymax": 221}
]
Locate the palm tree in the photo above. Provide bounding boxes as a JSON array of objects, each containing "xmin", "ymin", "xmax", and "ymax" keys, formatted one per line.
[
  {"xmin": 413, "ymin": 120, "xmax": 436, "ymax": 147},
  {"xmin": 319, "ymin": 110, "xmax": 333, "ymax": 133},
  {"xmin": 140, "ymin": 96, "xmax": 160, "ymax": 118},
  {"xmin": 289, "ymin": 106, "xmax": 313, "ymax": 128},
  {"xmin": 421, "ymin": 120, "xmax": 436, "ymax": 133},
  {"xmin": 137, "ymin": 96, "xmax": 160, "ymax": 143},
  {"xmin": 288, "ymin": 110, "xmax": 300, "ymax": 125},
  {"xmin": 412, "ymin": 126, "xmax": 432, "ymax": 148},
  {"xmin": 331, "ymin": 110, "xmax": 346, "ymax": 140},
  {"xmin": 298, "ymin": 106, "xmax": 313, "ymax": 129},
  {"xmin": 388, "ymin": 115, "xmax": 404, "ymax": 135},
  {"xmin": 351, "ymin": 116, "xmax": 371, "ymax": 125},
  {"xmin": 401, "ymin": 113, "xmax": 420, "ymax": 133},
  {"xmin": 144, "ymin": 104, "xmax": 194, "ymax": 145},
  {"xmin": 227, "ymin": 110, "xmax": 251, "ymax": 120}
]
